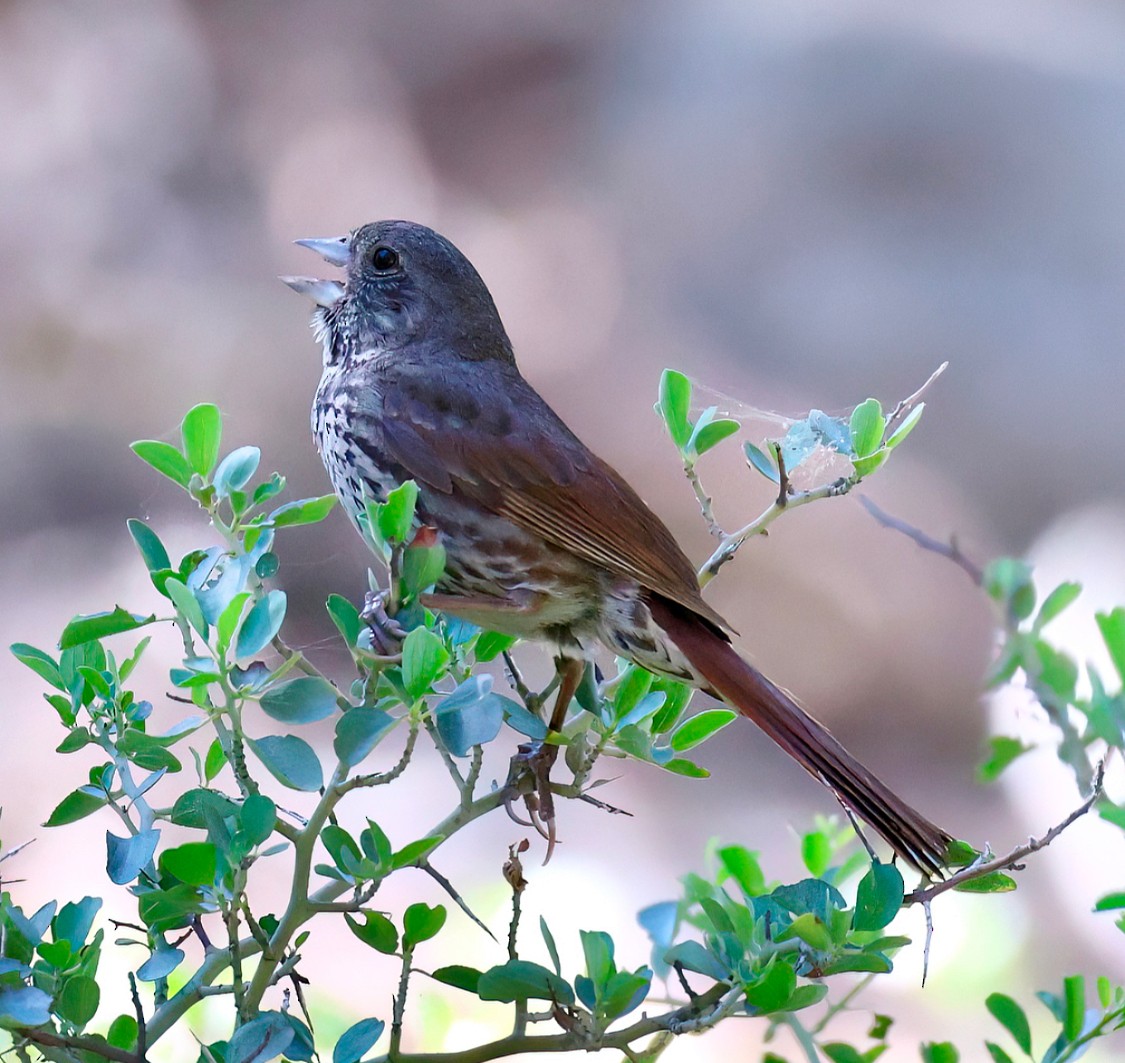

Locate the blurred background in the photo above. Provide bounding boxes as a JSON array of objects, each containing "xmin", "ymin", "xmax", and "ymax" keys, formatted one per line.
[{"xmin": 2, "ymin": 0, "xmax": 1123, "ymax": 1058}]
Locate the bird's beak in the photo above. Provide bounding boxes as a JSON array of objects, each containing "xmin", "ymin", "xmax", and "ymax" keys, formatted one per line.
[
  {"xmin": 279, "ymin": 276, "xmax": 346, "ymax": 307},
  {"xmin": 295, "ymin": 236, "xmax": 351, "ymax": 266}
]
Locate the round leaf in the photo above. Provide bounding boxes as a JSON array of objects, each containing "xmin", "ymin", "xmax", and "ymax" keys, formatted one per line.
[
  {"xmin": 248, "ymin": 735, "xmax": 324, "ymax": 792},
  {"xmin": 853, "ymin": 862, "xmax": 905, "ymax": 931},
  {"xmin": 334, "ymin": 707, "xmax": 397, "ymax": 767},
  {"xmin": 333, "ymin": 1018, "xmax": 386, "ymax": 1063},
  {"xmin": 403, "ymin": 902, "xmax": 446, "ymax": 948},
  {"xmin": 259, "ymin": 675, "xmax": 340, "ymax": 724}
]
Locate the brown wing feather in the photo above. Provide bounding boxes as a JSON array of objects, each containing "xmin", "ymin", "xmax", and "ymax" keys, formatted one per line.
[{"xmin": 370, "ymin": 359, "xmax": 732, "ymax": 632}]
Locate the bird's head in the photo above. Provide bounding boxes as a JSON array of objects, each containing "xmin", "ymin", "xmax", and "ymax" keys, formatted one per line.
[{"xmin": 283, "ymin": 220, "xmax": 514, "ymax": 365}]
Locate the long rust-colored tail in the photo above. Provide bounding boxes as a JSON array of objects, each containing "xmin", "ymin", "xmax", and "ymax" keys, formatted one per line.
[{"xmin": 648, "ymin": 596, "xmax": 952, "ymax": 875}]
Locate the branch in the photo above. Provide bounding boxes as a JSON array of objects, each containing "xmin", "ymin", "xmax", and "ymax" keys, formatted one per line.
[
  {"xmin": 884, "ymin": 361, "xmax": 948, "ymax": 430},
  {"xmin": 697, "ymin": 477, "xmax": 853, "ymax": 586},
  {"xmin": 906, "ymin": 761, "xmax": 1105, "ymax": 905},
  {"xmin": 858, "ymin": 495, "xmax": 982, "ymax": 586},
  {"xmin": 683, "ymin": 460, "xmax": 726, "ymax": 539},
  {"xmin": 370, "ymin": 982, "xmax": 735, "ymax": 1063},
  {"xmin": 14, "ymin": 1029, "xmax": 143, "ymax": 1063}
]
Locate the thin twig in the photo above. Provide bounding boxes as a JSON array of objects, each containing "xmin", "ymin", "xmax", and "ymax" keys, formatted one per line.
[
  {"xmin": 683, "ymin": 461, "xmax": 726, "ymax": 539},
  {"xmin": 858, "ymin": 496, "xmax": 983, "ymax": 586},
  {"xmin": 420, "ymin": 862, "xmax": 497, "ymax": 942},
  {"xmin": 884, "ymin": 361, "xmax": 948, "ymax": 430},
  {"xmin": 697, "ymin": 477, "xmax": 853, "ymax": 586},
  {"xmin": 906, "ymin": 761, "xmax": 1105, "ymax": 906},
  {"xmin": 129, "ymin": 972, "xmax": 147, "ymax": 1062}
]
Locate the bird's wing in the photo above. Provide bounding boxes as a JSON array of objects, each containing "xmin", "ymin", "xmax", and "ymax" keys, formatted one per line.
[{"xmin": 354, "ymin": 358, "xmax": 732, "ymax": 632}]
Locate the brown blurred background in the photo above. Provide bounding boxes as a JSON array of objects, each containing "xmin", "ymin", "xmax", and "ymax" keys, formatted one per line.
[{"xmin": 2, "ymin": 1, "xmax": 1123, "ymax": 1059}]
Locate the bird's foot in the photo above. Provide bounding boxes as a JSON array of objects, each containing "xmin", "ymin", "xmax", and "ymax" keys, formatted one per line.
[
  {"xmin": 361, "ymin": 590, "xmax": 407, "ymax": 656},
  {"xmin": 502, "ymin": 740, "xmax": 561, "ymax": 863}
]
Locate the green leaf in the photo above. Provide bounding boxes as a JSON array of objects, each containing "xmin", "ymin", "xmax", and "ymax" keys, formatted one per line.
[
  {"xmin": 270, "ymin": 495, "xmax": 338, "ymax": 528},
  {"xmin": 431, "ymin": 966, "xmax": 483, "ymax": 994},
  {"xmin": 978, "ymin": 736, "xmax": 1033, "ymax": 783},
  {"xmin": 54, "ymin": 897, "xmax": 102, "ymax": 950},
  {"xmin": 1035, "ymin": 581, "xmax": 1081, "ymax": 629},
  {"xmin": 227, "ymin": 1012, "xmax": 294, "ymax": 1063},
  {"xmin": 403, "ymin": 902, "xmax": 446, "ymax": 948},
  {"xmin": 778, "ymin": 913, "xmax": 832, "ymax": 951},
  {"xmin": 744, "ymin": 957, "xmax": 797, "ymax": 1013},
  {"xmin": 849, "ymin": 398, "xmax": 885, "ymax": 457},
  {"xmin": 580, "ymin": 930, "xmax": 615, "ymax": 988},
  {"xmin": 106, "ymin": 829, "xmax": 159, "ymax": 885},
  {"xmin": 181, "ymin": 403, "xmax": 222, "ymax": 477},
  {"xmin": 345, "ymin": 912, "xmax": 398, "ymax": 954},
  {"xmin": 0, "ymin": 986, "xmax": 52, "ymax": 1027},
  {"xmin": 235, "ymin": 590, "xmax": 287, "ymax": 658},
  {"xmin": 1062, "ymin": 975, "xmax": 1085, "ymax": 1041},
  {"xmin": 851, "ymin": 450, "xmax": 889, "ymax": 478},
  {"xmin": 884, "ymin": 402, "xmax": 925, "ymax": 450},
  {"xmin": 401, "ymin": 627, "xmax": 450, "ymax": 700},
  {"xmin": 216, "ymin": 592, "xmax": 253, "ymax": 654},
  {"xmin": 821, "ymin": 1044, "xmax": 864, "ymax": 1063},
  {"xmin": 670, "ymin": 708, "xmax": 737, "ymax": 752},
  {"xmin": 954, "ymin": 872, "xmax": 1017, "ymax": 894},
  {"xmin": 334, "ymin": 707, "xmax": 397, "ymax": 767},
  {"xmin": 58, "ymin": 608, "xmax": 157, "ymax": 650},
  {"xmin": 541, "ymin": 917, "xmax": 562, "ymax": 975},
  {"xmin": 204, "ymin": 741, "xmax": 226, "ymax": 782},
  {"xmin": 159, "ymin": 842, "xmax": 217, "ymax": 886},
  {"xmin": 986, "ymin": 993, "xmax": 1032, "ymax": 1055},
  {"xmin": 239, "ymin": 794, "xmax": 276, "ymax": 847},
  {"xmin": 985, "ymin": 1044, "xmax": 1015, "ymax": 1063},
  {"xmin": 477, "ymin": 960, "xmax": 575, "ymax": 1006},
  {"xmin": 801, "ymin": 831, "xmax": 832, "ymax": 878},
  {"xmin": 984, "ymin": 559, "xmax": 1036, "ymax": 620},
  {"xmin": 474, "ymin": 630, "xmax": 517, "ymax": 662},
  {"xmin": 333, "ymin": 1018, "xmax": 385, "ymax": 1063},
  {"xmin": 1094, "ymin": 891, "xmax": 1125, "ymax": 911},
  {"xmin": 214, "ymin": 446, "xmax": 261, "ymax": 496},
  {"xmin": 137, "ymin": 946, "xmax": 185, "ymax": 982},
  {"xmin": 164, "ymin": 577, "xmax": 208, "ymax": 639},
  {"xmin": 127, "ymin": 519, "xmax": 171, "ymax": 573},
  {"xmin": 107, "ymin": 1015, "xmax": 139, "ymax": 1051},
  {"xmin": 663, "ymin": 940, "xmax": 728, "ymax": 981},
  {"xmin": 662, "ymin": 757, "xmax": 710, "ymax": 778},
  {"xmin": 10, "ymin": 643, "xmax": 65, "ymax": 690},
  {"xmin": 657, "ymin": 369, "xmax": 693, "ymax": 448},
  {"xmin": 853, "ymin": 862, "xmax": 905, "ymax": 931},
  {"xmin": 44, "ymin": 789, "xmax": 105, "ymax": 827},
  {"xmin": 718, "ymin": 846, "xmax": 766, "ymax": 897},
  {"xmin": 744, "ymin": 441, "xmax": 781, "ymax": 483},
  {"xmin": 327, "ymin": 594, "xmax": 363, "ymax": 648},
  {"xmin": 402, "ymin": 541, "xmax": 446, "ymax": 595},
  {"xmin": 1096, "ymin": 608, "xmax": 1125, "ymax": 685},
  {"xmin": 248, "ymin": 735, "xmax": 324, "ymax": 792},
  {"xmin": 920, "ymin": 1044, "xmax": 959, "ymax": 1063},
  {"xmin": 378, "ymin": 481, "xmax": 419, "ymax": 542},
  {"xmin": 434, "ymin": 677, "xmax": 505, "ymax": 755},
  {"xmin": 691, "ymin": 417, "xmax": 740, "ymax": 457},
  {"xmin": 259, "ymin": 676, "xmax": 341, "ymax": 724},
  {"xmin": 130, "ymin": 440, "xmax": 193, "ymax": 488},
  {"xmin": 392, "ymin": 835, "xmax": 444, "ymax": 870}
]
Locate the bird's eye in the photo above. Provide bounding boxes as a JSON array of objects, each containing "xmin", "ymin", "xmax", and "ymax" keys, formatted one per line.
[{"xmin": 371, "ymin": 246, "xmax": 399, "ymax": 271}]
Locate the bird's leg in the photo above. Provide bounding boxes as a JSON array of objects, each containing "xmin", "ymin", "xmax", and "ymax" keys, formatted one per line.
[
  {"xmin": 361, "ymin": 590, "xmax": 407, "ymax": 656},
  {"xmin": 503, "ymin": 657, "xmax": 585, "ymax": 862}
]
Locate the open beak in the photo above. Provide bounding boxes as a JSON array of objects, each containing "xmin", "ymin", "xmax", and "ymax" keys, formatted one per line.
[
  {"xmin": 295, "ymin": 235, "xmax": 351, "ymax": 266},
  {"xmin": 279, "ymin": 276, "xmax": 346, "ymax": 307}
]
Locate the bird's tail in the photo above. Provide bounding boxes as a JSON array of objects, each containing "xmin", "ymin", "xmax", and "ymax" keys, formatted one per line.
[{"xmin": 648, "ymin": 596, "xmax": 953, "ymax": 875}]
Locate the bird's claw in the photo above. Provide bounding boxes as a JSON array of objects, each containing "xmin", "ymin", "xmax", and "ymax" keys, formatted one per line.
[
  {"xmin": 361, "ymin": 590, "xmax": 408, "ymax": 656},
  {"xmin": 502, "ymin": 740, "xmax": 561, "ymax": 862}
]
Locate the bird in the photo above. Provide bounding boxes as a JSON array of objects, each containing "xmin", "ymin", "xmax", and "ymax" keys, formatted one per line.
[{"xmin": 284, "ymin": 220, "xmax": 953, "ymax": 874}]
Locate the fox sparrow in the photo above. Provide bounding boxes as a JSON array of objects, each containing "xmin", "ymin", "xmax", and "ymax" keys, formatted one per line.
[{"xmin": 285, "ymin": 220, "xmax": 952, "ymax": 874}]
